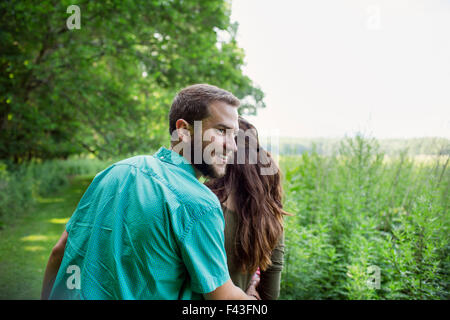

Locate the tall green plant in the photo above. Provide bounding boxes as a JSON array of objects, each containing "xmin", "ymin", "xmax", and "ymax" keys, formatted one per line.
[{"xmin": 279, "ymin": 135, "xmax": 449, "ymax": 299}]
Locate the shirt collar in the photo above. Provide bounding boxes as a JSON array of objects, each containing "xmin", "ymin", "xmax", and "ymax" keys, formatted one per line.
[{"xmin": 154, "ymin": 147, "xmax": 197, "ymax": 178}]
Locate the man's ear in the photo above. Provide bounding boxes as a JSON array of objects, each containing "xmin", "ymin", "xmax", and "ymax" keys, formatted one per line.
[{"xmin": 175, "ymin": 119, "xmax": 191, "ymax": 142}]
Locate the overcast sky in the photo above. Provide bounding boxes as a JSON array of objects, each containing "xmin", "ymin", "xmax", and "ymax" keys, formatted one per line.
[{"xmin": 230, "ymin": 0, "xmax": 450, "ymax": 139}]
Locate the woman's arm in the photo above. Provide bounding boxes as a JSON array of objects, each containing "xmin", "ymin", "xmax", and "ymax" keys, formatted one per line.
[
  {"xmin": 41, "ymin": 229, "xmax": 68, "ymax": 300},
  {"xmin": 258, "ymin": 232, "xmax": 285, "ymax": 300}
]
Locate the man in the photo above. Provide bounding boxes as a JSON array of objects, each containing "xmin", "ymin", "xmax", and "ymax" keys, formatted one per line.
[{"xmin": 41, "ymin": 84, "xmax": 259, "ymax": 300}]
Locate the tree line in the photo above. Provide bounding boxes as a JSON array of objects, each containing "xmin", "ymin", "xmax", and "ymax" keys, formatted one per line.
[{"xmin": 1, "ymin": 0, "xmax": 264, "ymax": 163}]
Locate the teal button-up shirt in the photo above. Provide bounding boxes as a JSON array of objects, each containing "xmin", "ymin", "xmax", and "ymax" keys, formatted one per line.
[{"xmin": 49, "ymin": 147, "xmax": 230, "ymax": 300}]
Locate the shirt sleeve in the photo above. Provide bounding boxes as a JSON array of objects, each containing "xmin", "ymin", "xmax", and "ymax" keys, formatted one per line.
[
  {"xmin": 178, "ymin": 205, "xmax": 230, "ymax": 294},
  {"xmin": 259, "ymin": 231, "xmax": 285, "ymax": 300}
]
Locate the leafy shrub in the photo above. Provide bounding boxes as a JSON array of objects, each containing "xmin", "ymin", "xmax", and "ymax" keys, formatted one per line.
[
  {"xmin": 0, "ymin": 161, "xmax": 34, "ymax": 227},
  {"xmin": 279, "ymin": 135, "xmax": 449, "ymax": 299},
  {"xmin": 0, "ymin": 156, "xmax": 119, "ymax": 226}
]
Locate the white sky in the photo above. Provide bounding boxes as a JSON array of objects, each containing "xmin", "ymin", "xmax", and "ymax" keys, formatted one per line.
[{"xmin": 230, "ymin": 0, "xmax": 450, "ymax": 139}]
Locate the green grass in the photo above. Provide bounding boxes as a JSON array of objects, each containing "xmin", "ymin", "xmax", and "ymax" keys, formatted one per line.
[{"xmin": 0, "ymin": 175, "xmax": 94, "ymax": 299}]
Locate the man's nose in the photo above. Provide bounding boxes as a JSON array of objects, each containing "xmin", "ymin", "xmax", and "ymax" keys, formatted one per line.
[{"xmin": 226, "ymin": 134, "xmax": 238, "ymax": 154}]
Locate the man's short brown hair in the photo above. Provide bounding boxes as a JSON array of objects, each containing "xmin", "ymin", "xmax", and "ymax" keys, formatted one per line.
[{"xmin": 169, "ymin": 84, "xmax": 240, "ymax": 135}]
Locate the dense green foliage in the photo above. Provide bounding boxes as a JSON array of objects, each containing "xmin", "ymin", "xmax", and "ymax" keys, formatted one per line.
[
  {"xmin": 1, "ymin": 0, "xmax": 264, "ymax": 162},
  {"xmin": 0, "ymin": 175, "xmax": 94, "ymax": 299},
  {"xmin": 279, "ymin": 136, "xmax": 449, "ymax": 299},
  {"xmin": 0, "ymin": 156, "xmax": 116, "ymax": 227}
]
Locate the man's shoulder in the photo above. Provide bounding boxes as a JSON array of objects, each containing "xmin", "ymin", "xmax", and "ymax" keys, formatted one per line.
[
  {"xmin": 110, "ymin": 154, "xmax": 173, "ymax": 181},
  {"xmin": 113, "ymin": 154, "xmax": 156, "ymax": 169},
  {"xmin": 92, "ymin": 155, "xmax": 158, "ymax": 185},
  {"xmin": 111, "ymin": 154, "xmax": 221, "ymax": 211}
]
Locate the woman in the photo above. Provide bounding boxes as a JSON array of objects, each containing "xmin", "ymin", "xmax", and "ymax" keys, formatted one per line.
[{"xmin": 206, "ymin": 117, "xmax": 291, "ymax": 300}]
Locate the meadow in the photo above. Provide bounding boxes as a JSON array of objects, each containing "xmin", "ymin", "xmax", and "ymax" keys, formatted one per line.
[
  {"xmin": 0, "ymin": 136, "xmax": 448, "ymax": 299},
  {"xmin": 279, "ymin": 136, "xmax": 449, "ymax": 299}
]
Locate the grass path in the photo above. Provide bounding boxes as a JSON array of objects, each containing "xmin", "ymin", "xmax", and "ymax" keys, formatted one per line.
[{"xmin": 0, "ymin": 175, "xmax": 93, "ymax": 299}]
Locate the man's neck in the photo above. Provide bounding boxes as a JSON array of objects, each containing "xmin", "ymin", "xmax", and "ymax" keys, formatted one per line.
[{"xmin": 169, "ymin": 144, "xmax": 203, "ymax": 180}]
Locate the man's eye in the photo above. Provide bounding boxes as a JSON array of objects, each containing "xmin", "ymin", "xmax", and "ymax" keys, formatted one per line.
[{"xmin": 217, "ymin": 128, "xmax": 226, "ymax": 135}]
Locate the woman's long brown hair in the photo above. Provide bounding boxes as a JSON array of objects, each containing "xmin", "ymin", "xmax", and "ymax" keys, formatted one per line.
[{"xmin": 205, "ymin": 117, "xmax": 291, "ymax": 273}]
